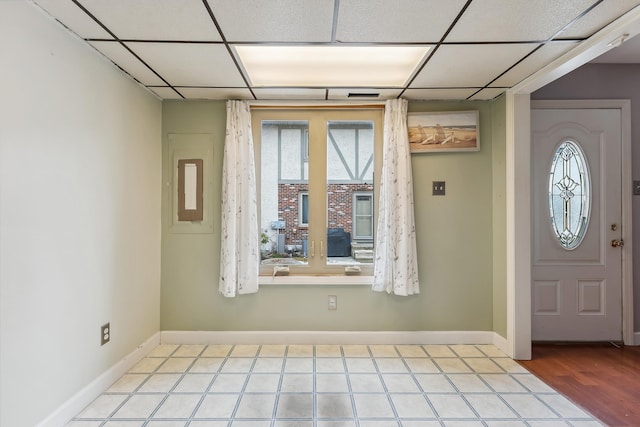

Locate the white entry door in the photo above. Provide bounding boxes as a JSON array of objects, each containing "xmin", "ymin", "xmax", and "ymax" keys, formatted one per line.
[{"xmin": 532, "ymin": 107, "xmax": 623, "ymax": 342}]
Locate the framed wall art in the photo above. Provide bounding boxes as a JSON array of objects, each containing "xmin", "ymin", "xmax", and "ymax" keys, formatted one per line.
[{"xmin": 408, "ymin": 110, "xmax": 479, "ymax": 153}]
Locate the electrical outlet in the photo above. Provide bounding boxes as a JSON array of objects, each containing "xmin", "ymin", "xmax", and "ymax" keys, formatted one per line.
[
  {"xmin": 101, "ymin": 323, "xmax": 110, "ymax": 346},
  {"xmin": 328, "ymin": 295, "xmax": 338, "ymax": 310},
  {"xmin": 634, "ymin": 180, "xmax": 640, "ymax": 196}
]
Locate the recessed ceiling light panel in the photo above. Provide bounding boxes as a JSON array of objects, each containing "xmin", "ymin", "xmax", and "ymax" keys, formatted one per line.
[{"xmin": 235, "ymin": 45, "xmax": 429, "ymax": 87}]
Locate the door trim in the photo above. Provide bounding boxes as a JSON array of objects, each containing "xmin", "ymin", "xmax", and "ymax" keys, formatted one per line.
[{"xmin": 531, "ymin": 99, "xmax": 633, "ymax": 346}]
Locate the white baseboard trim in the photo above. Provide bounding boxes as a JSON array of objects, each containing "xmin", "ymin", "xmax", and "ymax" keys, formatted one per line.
[
  {"xmin": 36, "ymin": 331, "xmax": 161, "ymax": 427},
  {"xmin": 634, "ymin": 331, "xmax": 640, "ymax": 346},
  {"xmin": 161, "ymin": 330, "xmax": 507, "ymax": 348}
]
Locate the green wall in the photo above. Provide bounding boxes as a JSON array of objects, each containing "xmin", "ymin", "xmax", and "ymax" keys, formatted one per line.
[{"xmin": 161, "ymin": 100, "xmax": 506, "ymax": 334}]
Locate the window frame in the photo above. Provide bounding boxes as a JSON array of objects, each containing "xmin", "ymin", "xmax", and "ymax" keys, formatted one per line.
[
  {"xmin": 352, "ymin": 192, "xmax": 374, "ymax": 240},
  {"xmin": 252, "ymin": 107, "xmax": 383, "ymax": 279}
]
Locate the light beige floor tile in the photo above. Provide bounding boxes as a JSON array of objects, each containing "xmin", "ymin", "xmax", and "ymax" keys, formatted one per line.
[
  {"xmin": 209, "ymin": 373, "xmax": 247, "ymax": 392},
  {"xmin": 342, "ymin": 345, "xmax": 370, "ymax": 357},
  {"xmin": 66, "ymin": 421, "xmax": 103, "ymax": 427},
  {"xmin": 220, "ymin": 358, "xmax": 254, "ymax": 373},
  {"xmin": 112, "ymin": 394, "xmax": 165, "ymax": 419},
  {"xmin": 316, "ymin": 421, "xmax": 356, "ymax": 427},
  {"xmin": 173, "ymin": 373, "xmax": 214, "ymax": 393},
  {"xmin": 447, "ymin": 374, "xmax": 492, "ymax": 392},
  {"xmin": 345, "ymin": 358, "xmax": 376, "ymax": 373},
  {"xmin": 316, "ymin": 373, "xmax": 349, "ymax": 392},
  {"xmin": 284, "ymin": 357, "xmax": 313, "ymax": 372},
  {"xmin": 287, "ymin": 345, "xmax": 314, "ymax": 357},
  {"xmin": 157, "ymin": 358, "xmax": 195, "ymax": 373},
  {"xmin": 500, "ymin": 394, "xmax": 559, "ymax": 418},
  {"xmin": 464, "ymin": 358, "xmax": 504, "ymax": 373},
  {"xmin": 234, "ymin": 394, "xmax": 276, "ymax": 419},
  {"xmin": 403, "ymin": 358, "xmax": 439, "ymax": 373},
  {"xmin": 443, "ymin": 422, "xmax": 484, "ymax": 427},
  {"xmin": 152, "ymin": 394, "xmax": 201, "ymax": 419},
  {"xmin": 231, "ymin": 422, "xmax": 272, "ymax": 427},
  {"xmin": 427, "ymin": 394, "xmax": 476, "ymax": 418},
  {"xmin": 316, "ymin": 357, "xmax": 345, "ymax": 372},
  {"xmin": 450, "ymin": 345, "xmax": 484, "ymax": 357},
  {"xmin": 513, "ymin": 373, "xmax": 556, "ymax": 392},
  {"xmin": 349, "ymin": 374, "xmax": 385, "ymax": 393},
  {"xmin": 189, "ymin": 422, "xmax": 228, "ymax": 427},
  {"xmin": 523, "ymin": 422, "xmax": 571, "ymax": 427},
  {"xmin": 148, "ymin": 345, "xmax": 179, "ymax": 358},
  {"xmin": 375, "ymin": 358, "xmax": 408, "ymax": 373},
  {"xmin": 369, "ymin": 345, "xmax": 398, "ymax": 357},
  {"xmin": 189, "ymin": 357, "xmax": 224, "ymax": 373},
  {"xmin": 230, "ymin": 345, "xmax": 260, "ymax": 357},
  {"xmin": 414, "ymin": 373, "xmax": 456, "ymax": 392},
  {"xmin": 433, "ymin": 358, "xmax": 472, "ymax": 373},
  {"xmin": 280, "ymin": 373, "xmax": 313, "ymax": 392},
  {"xmin": 274, "ymin": 422, "xmax": 313, "ymax": 427},
  {"xmin": 484, "ymin": 422, "xmax": 528, "ymax": 427},
  {"xmin": 194, "ymin": 394, "xmax": 239, "ymax": 418},
  {"xmin": 316, "ymin": 394, "xmax": 354, "ymax": 418},
  {"xmin": 477, "ymin": 344, "xmax": 507, "ymax": 357},
  {"xmin": 76, "ymin": 395, "xmax": 129, "ymax": 419},
  {"xmin": 481, "ymin": 374, "xmax": 528, "ymax": 392},
  {"xmin": 259, "ymin": 345, "xmax": 286, "ymax": 357},
  {"xmin": 275, "ymin": 393, "xmax": 313, "ymax": 418},
  {"xmin": 252, "ymin": 357, "xmax": 283, "ymax": 373},
  {"xmin": 389, "ymin": 393, "xmax": 435, "ymax": 418},
  {"xmin": 245, "ymin": 373, "xmax": 280, "ymax": 392},
  {"xmin": 353, "ymin": 394, "xmax": 395, "ymax": 418},
  {"xmin": 201, "ymin": 344, "xmax": 232, "ymax": 357},
  {"xmin": 103, "ymin": 422, "xmax": 146, "ymax": 427},
  {"xmin": 358, "ymin": 422, "xmax": 399, "ymax": 427},
  {"xmin": 400, "ymin": 422, "xmax": 441, "ymax": 427},
  {"xmin": 129, "ymin": 358, "xmax": 165, "ymax": 373},
  {"xmin": 465, "ymin": 394, "xmax": 518, "ymax": 418},
  {"xmin": 395, "ymin": 345, "xmax": 427, "ymax": 358},
  {"xmin": 560, "ymin": 422, "xmax": 604, "ymax": 427},
  {"xmin": 538, "ymin": 394, "xmax": 592, "ymax": 418},
  {"xmin": 423, "ymin": 345, "xmax": 456, "ymax": 358},
  {"xmin": 316, "ymin": 345, "xmax": 342, "ymax": 357},
  {"xmin": 493, "ymin": 357, "xmax": 528, "ymax": 373},
  {"xmin": 107, "ymin": 374, "xmax": 148, "ymax": 393},
  {"xmin": 146, "ymin": 421, "xmax": 187, "ymax": 427},
  {"xmin": 138, "ymin": 373, "xmax": 181, "ymax": 392},
  {"xmin": 173, "ymin": 345, "xmax": 205, "ymax": 357},
  {"xmin": 381, "ymin": 374, "xmax": 420, "ymax": 392}
]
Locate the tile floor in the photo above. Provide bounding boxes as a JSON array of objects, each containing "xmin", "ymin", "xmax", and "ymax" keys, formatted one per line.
[{"xmin": 66, "ymin": 344, "xmax": 603, "ymax": 427}]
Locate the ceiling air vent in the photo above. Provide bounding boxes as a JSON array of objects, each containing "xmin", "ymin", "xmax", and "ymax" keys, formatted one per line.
[{"xmin": 347, "ymin": 92, "xmax": 380, "ymax": 98}]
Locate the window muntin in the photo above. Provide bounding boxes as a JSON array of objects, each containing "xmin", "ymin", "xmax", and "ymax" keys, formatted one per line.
[
  {"xmin": 253, "ymin": 108, "xmax": 383, "ymax": 276},
  {"xmin": 548, "ymin": 139, "xmax": 591, "ymax": 250}
]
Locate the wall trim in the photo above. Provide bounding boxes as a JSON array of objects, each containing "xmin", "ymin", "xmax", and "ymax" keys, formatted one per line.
[
  {"xmin": 161, "ymin": 330, "xmax": 508, "ymax": 349},
  {"xmin": 635, "ymin": 332, "xmax": 640, "ymax": 346},
  {"xmin": 36, "ymin": 332, "xmax": 161, "ymax": 427}
]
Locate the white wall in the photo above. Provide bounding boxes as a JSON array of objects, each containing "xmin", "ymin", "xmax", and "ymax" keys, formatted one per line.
[{"xmin": 0, "ymin": 2, "xmax": 162, "ymax": 426}]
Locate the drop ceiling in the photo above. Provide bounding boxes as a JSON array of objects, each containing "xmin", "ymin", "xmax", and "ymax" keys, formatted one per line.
[{"xmin": 32, "ymin": 0, "xmax": 640, "ymax": 101}]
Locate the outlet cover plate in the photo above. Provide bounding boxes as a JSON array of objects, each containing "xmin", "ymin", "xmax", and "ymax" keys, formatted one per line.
[
  {"xmin": 433, "ymin": 181, "xmax": 446, "ymax": 196},
  {"xmin": 101, "ymin": 323, "xmax": 110, "ymax": 346}
]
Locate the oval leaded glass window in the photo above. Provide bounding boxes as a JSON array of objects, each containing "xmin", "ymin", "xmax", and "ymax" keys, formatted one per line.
[{"xmin": 548, "ymin": 140, "xmax": 591, "ymax": 250}]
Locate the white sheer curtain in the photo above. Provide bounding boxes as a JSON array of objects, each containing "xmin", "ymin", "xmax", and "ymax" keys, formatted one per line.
[
  {"xmin": 372, "ymin": 98, "xmax": 420, "ymax": 296},
  {"xmin": 219, "ymin": 100, "xmax": 259, "ymax": 297}
]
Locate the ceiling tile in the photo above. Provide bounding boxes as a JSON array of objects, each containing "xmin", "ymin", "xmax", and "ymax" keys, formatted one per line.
[
  {"xmin": 89, "ymin": 41, "xmax": 165, "ymax": 85},
  {"xmin": 559, "ymin": 0, "xmax": 640, "ymax": 38},
  {"xmin": 336, "ymin": 0, "xmax": 467, "ymax": 42},
  {"xmin": 328, "ymin": 89, "xmax": 402, "ymax": 100},
  {"xmin": 126, "ymin": 42, "xmax": 245, "ymax": 87},
  {"xmin": 207, "ymin": 0, "xmax": 334, "ymax": 42},
  {"xmin": 410, "ymin": 44, "xmax": 536, "ymax": 88},
  {"xmin": 469, "ymin": 88, "xmax": 506, "ymax": 100},
  {"xmin": 445, "ymin": 0, "xmax": 595, "ymax": 42},
  {"xmin": 493, "ymin": 41, "xmax": 578, "ymax": 86},
  {"xmin": 34, "ymin": 0, "xmax": 112, "ymax": 39},
  {"xmin": 253, "ymin": 88, "xmax": 327, "ymax": 100},
  {"xmin": 148, "ymin": 87, "xmax": 183, "ymax": 99},
  {"xmin": 75, "ymin": 0, "xmax": 221, "ymax": 41},
  {"xmin": 402, "ymin": 88, "xmax": 478, "ymax": 100},
  {"xmin": 178, "ymin": 87, "xmax": 253, "ymax": 100}
]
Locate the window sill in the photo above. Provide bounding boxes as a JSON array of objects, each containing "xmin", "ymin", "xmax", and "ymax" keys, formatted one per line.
[{"xmin": 258, "ymin": 275, "xmax": 372, "ymax": 286}]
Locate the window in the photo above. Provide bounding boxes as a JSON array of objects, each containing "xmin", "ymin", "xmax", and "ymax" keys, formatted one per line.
[
  {"xmin": 548, "ymin": 139, "xmax": 591, "ymax": 250},
  {"xmin": 252, "ymin": 108, "xmax": 383, "ymax": 276}
]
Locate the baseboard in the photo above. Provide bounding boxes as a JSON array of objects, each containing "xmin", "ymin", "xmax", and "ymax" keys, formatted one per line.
[
  {"xmin": 161, "ymin": 330, "xmax": 507, "ymax": 348},
  {"xmin": 634, "ymin": 331, "xmax": 640, "ymax": 346},
  {"xmin": 36, "ymin": 331, "xmax": 161, "ymax": 427}
]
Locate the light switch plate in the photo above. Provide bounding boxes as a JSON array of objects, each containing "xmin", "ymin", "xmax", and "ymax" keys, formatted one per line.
[{"xmin": 433, "ymin": 181, "xmax": 446, "ymax": 196}]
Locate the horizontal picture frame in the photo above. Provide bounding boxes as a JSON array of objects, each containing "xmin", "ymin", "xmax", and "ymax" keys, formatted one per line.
[{"xmin": 408, "ymin": 110, "xmax": 479, "ymax": 153}]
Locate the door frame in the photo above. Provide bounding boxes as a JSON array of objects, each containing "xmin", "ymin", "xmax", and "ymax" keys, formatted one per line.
[{"xmin": 531, "ymin": 100, "xmax": 632, "ymax": 343}]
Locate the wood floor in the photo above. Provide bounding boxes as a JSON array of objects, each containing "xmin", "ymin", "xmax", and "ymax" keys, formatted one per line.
[{"xmin": 519, "ymin": 343, "xmax": 640, "ymax": 427}]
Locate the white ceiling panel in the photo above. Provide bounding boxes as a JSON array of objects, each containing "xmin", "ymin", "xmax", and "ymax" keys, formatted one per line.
[
  {"xmin": 560, "ymin": 1, "xmax": 640, "ymax": 38},
  {"xmin": 178, "ymin": 87, "xmax": 253, "ymax": 100},
  {"xmin": 75, "ymin": 0, "xmax": 221, "ymax": 41},
  {"xmin": 126, "ymin": 43, "xmax": 244, "ymax": 87},
  {"xmin": 402, "ymin": 88, "xmax": 478, "ymax": 100},
  {"xmin": 328, "ymin": 89, "xmax": 403, "ymax": 100},
  {"xmin": 89, "ymin": 41, "xmax": 165, "ymax": 86},
  {"xmin": 253, "ymin": 89, "xmax": 327, "ymax": 100},
  {"xmin": 445, "ymin": 0, "xmax": 594, "ymax": 42},
  {"xmin": 492, "ymin": 41, "xmax": 578, "ymax": 87},
  {"xmin": 410, "ymin": 44, "xmax": 536, "ymax": 88},
  {"xmin": 207, "ymin": 0, "xmax": 334, "ymax": 42},
  {"xmin": 469, "ymin": 88, "xmax": 507, "ymax": 100},
  {"xmin": 34, "ymin": 0, "xmax": 112, "ymax": 39},
  {"xmin": 336, "ymin": 0, "xmax": 467, "ymax": 43},
  {"xmin": 148, "ymin": 87, "xmax": 183, "ymax": 99}
]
